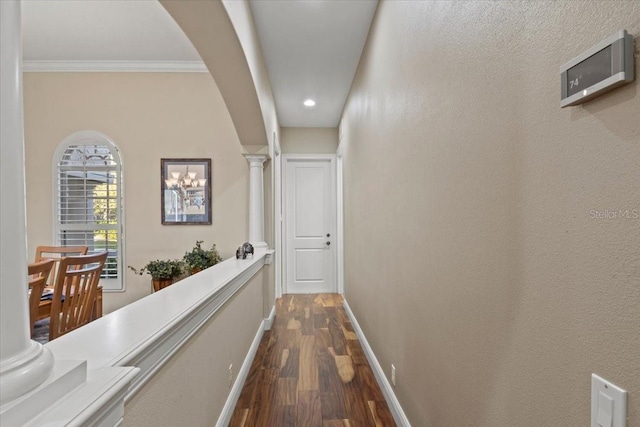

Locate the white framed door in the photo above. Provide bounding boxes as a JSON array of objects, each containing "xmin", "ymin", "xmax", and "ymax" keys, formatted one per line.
[{"xmin": 283, "ymin": 155, "xmax": 337, "ymax": 294}]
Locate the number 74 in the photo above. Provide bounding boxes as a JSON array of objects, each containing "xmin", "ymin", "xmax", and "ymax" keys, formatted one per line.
[{"xmin": 569, "ymin": 77, "xmax": 579, "ymax": 89}]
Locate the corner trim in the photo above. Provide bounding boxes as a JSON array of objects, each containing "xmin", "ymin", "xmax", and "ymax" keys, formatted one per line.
[
  {"xmin": 343, "ymin": 299, "xmax": 412, "ymax": 427},
  {"xmin": 23, "ymin": 60, "xmax": 208, "ymax": 73},
  {"xmin": 336, "ymin": 156, "xmax": 345, "ymax": 294},
  {"xmin": 216, "ymin": 311, "xmax": 272, "ymax": 427}
]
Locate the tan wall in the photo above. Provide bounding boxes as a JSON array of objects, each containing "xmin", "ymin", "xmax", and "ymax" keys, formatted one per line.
[
  {"xmin": 23, "ymin": 72, "xmax": 248, "ymax": 313},
  {"xmin": 341, "ymin": 2, "xmax": 640, "ymax": 426},
  {"xmin": 125, "ymin": 268, "xmax": 265, "ymax": 426},
  {"xmin": 281, "ymin": 127, "xmax": 338, "ymax": 154}
]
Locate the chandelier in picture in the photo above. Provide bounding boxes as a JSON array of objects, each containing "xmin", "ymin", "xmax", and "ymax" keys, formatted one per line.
[{"xmin": 164, "ymin": 166, "xmax": 207, "ymax": 190}]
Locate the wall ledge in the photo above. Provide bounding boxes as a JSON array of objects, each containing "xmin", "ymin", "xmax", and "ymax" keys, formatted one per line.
[
  {"xmin": 1, "ymin": 249, "xmax": 272, "ymax": 426},
  {"xmin": 117, "ymin": 254, "xmax": 268, "ymax": 400}
]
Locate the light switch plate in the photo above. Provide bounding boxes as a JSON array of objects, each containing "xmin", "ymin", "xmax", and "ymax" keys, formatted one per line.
[{"xmin": 591, "ymin": 374, "xmax": 627, "ymax": 427}]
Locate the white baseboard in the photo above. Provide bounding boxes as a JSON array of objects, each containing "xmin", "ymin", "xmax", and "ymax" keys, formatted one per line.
[
  {"xmin": 215, "ymin": 307, "xmax": 273, "ymax": 427},
  {"xmin": 343, "ymin": 299, "xmax": 412, "ymax": 427},
  {"xmin": 264, "ymin": 305, "xmax": 276, "ymax": 330}
]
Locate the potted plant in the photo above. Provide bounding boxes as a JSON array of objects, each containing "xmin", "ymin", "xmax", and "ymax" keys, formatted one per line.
[
  {"xmin": 128, "ymin": 259, "xmax": 184, "ymax": 292},
  {"xmin": 183, "ymin": 240, "xmax": 223, "ymax": 275}
]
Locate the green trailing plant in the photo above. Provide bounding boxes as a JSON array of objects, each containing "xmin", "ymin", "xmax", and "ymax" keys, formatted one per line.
[
  {"xmin": 128, "ymin": 259, "xmax": 184, "ymax": 281},
  {"xmin": 183, "ymin": 240, "xmax": 223, "ymax": 273}
]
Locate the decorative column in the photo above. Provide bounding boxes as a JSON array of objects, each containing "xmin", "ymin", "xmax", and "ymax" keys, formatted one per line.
[
  {"xmin": 243, "ymin": 154, "xmax": 268, "ymax": 249},
  {"xmin": 0, "ymin": 0, "xmax": 54, "ymax": 405}
]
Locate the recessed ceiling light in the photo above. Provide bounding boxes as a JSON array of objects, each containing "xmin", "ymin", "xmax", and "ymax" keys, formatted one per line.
[{"xmin": 303, "ymin": 99, "xmax": 316, "ymax": 107}]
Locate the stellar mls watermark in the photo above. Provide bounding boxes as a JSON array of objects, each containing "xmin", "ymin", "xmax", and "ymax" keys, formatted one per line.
[{"xmin": 589, "ymin": 209, "xmax": 639, "ymax": 219}]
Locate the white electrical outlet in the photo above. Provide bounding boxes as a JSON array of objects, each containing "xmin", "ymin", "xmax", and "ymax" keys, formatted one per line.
[
  {"xmin": 391, "ymin": 364, "xmax": 396, "ymax": 387},
  {"xmin": 228, "ymin": 364, "xmax": 234, "ymax": 388}
]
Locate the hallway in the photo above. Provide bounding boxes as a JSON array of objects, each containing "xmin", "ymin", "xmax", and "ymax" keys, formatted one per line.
[{"xmin": 230, "ymin": 294, "xmax": 395, "ymax": 426}]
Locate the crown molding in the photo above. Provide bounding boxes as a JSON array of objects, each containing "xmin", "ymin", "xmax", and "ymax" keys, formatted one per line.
[{"xmin": 23, "ymin": 60, "xmax": 208, "ymax": 73}]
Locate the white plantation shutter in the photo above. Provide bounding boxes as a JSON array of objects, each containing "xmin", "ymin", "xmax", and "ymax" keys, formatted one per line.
[{"xmin": 55, "ymin": 132, "xmax": 124, "ymax": 291}]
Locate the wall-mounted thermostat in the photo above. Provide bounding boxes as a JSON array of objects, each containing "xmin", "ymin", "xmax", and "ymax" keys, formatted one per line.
[{"xmin": 560, "ymin": 30, "xmax": 634, "ymax": 108}]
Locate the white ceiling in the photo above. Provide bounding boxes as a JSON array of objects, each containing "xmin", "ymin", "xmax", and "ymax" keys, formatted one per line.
[
  {"xmin": 249, "ymin": 0, "xmax": 378, "ymax": 127},
  {"xmin": 21, "ymin": 0, "xmax": 378, "ymax": 128},
  {"xmin": 22, "ymin": 0, "xmax": 201, "ymax": 62}
]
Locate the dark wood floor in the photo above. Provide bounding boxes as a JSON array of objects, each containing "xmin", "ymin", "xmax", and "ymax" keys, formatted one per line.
[{"xmin": 229, "ymin": 294, "xmax": 396, "ymax": 427}]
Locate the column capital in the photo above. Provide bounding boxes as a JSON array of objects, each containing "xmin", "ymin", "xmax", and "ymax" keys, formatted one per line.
[{"xmin": 243, "ymin": 154, "xmax": 268, "ymax": 166}]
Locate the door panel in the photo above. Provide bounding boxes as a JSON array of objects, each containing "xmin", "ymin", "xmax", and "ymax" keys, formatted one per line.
[
  {"xmin": 295, "ymin": 167, "xmax": 325, "ymax": 237},
  {"xmin": 285, "ymin": 157, "xmax": 336, "ymax": 294},
  {"xmin": 295, "ymin": 249, "xmax": 324, "ymax": 281}
]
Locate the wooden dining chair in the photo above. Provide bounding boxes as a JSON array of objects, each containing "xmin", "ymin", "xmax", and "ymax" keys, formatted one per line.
[
  {"xmin": 27, "ymin": 259, "xmax": 55, "ymax": 336},
  {"xmin": 35, "ymin": 245, "xmax": 89, "ymax": 285},
  {"xmin": 49, "ymin": 252, "xmax": 108, "ymax": 340}
]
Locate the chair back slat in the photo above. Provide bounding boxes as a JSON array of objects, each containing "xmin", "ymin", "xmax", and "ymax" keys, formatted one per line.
[
  {"xmin": 27, "ymin": 259, "xmax": 55, "ymax": 335},
  {"xmin": 49, "ymin": 252, "xmax": 107, "ymax": 340},
  {"xmin": 35, "ymin": 245, "xmax": 89, "ymax": 285}
]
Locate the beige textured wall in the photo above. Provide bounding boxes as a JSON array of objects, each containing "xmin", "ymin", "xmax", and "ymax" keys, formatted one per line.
[
  {"xmin": 23, "ymin": 72, "xmax": 248, "ymax": 313},
  {"xmin": 341, "ymin": 2, "xmax": 640, "ymax": 426},
  {"xmin": 125, "ymin": 268, "xmax": 265, "ymax": 426},
  {"xmin": 281, "ymin": 127, "xmax": 338, "ymax": 154}
]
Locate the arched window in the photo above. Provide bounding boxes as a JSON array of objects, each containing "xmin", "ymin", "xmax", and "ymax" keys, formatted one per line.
[{"xmin": 54, "ymin": 131, "xmax": 124, "ymax": 291}]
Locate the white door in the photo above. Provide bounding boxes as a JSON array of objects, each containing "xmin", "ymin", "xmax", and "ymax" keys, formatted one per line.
[{"xmin": 284, "ymin": 156, "xmax": 336, "ymax": 294}]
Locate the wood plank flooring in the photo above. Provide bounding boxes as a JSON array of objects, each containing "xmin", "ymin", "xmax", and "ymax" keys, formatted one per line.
[{"xmin": 230, "ymin": 294, "xmax": 396, "ymax": 427}]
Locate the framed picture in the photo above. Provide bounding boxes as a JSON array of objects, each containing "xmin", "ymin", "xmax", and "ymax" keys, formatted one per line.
[{"xmin": 161, "ymin": 158, "xmax": 212, "ymax": 225}]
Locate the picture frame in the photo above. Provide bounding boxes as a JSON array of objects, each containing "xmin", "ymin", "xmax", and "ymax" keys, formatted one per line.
[{"xmin": 161, "ymin": 158, "xmax": 212, "ymax": 225}]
